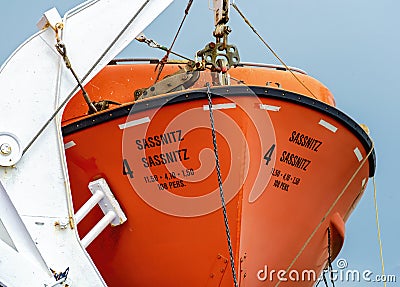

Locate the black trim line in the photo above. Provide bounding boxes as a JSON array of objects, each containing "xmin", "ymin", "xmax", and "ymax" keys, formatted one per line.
[{"xmin": 62, "ymin": 85, "xmax": 376, "ymax": 176}]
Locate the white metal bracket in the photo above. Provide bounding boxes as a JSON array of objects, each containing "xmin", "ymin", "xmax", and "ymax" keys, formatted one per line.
[
  {"xmin": 36, "ymin": 8, "xmax": 62, "ymax": 31},
  {"xmin": 74, "ymin": 178, "xmax": 127, "ymax": 248}
]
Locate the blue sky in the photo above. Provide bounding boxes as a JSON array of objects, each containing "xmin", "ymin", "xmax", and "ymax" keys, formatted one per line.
[{"xmin": 1, "ymin": 1, "xmax": 398, "ymax": 286}]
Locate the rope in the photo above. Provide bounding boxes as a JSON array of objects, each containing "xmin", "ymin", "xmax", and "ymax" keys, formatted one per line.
[
  {"xmin": 373, "ymin": 177, "xmax": 387, "ymax": 287},
  {"xmin": 274, "ymin": 141, "xmax": 375, "ymax": 287},
  {"xmin": 154, "ymin": 0, "xmax": 193, "ymax": 83},
  {"xmin": 231, "ymin": 4, "xmax": 379, "ymax": 286},
  {"xmin": 231, "ymin": 3, "xmax": 318, "ymax": 100},
  {"xmin": 206, "ymin": 83, "xmax": 239, "ymax": 287},
  {"xmin": 135, "ymin": 34, "xmax": 193, "ymax": 62}
]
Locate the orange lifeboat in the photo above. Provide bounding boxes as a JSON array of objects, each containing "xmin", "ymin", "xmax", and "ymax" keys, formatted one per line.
[{"xmin": 61, "ymin": 61, "xmax": 375, "ymax": 286}]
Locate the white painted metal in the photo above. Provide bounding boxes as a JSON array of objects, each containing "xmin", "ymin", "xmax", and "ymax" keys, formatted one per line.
[
  {"xmin": 36, "ymin": 7, "xmax": 63, "ymax": 31},
  {"xmin": 0, "ymin": 132, "xmax": 22, "ymax": 167},
  {"xmin": 318, "ymin": 119, "xmax": 338, "ymax": 133},
  {"xmin": 81, "ymin": 211, "xmax": 117, "ymax": 249},
  {"xmin": 0, "ymin": 239, "xmax": 53, "ymax": 287},
  {"xmin": 354, "ymin": 147, "xmax": 363, "ymax": 162},
  {"xmin": 74, "ymin": 190, "xmax": 105, "ymax": 225},
  {"xmin": 118, "ymin": 116, "xmax": 151, "ymax": 130},
  {"xmin": 75, "ymin": 178, "xmax": 127, "ymax": 247},
  {"xmin": 64, "ymin": 140, "xmax": 76, "ymax": 150},
  {"xmin": 203, "ymin": 103, "xmax": 237, "ymax": 110},
  {"xmin": 0, "ymin": 0, "xmax": 174, "ymax": 285},
  {"xmin": 0, "ymin": 180, "xmax": 50, "ymax": 275},
  {"xmin": 0, "ymin": 218, "xmax": 15, "ymax": 250},
  {"xmin": 88, "ymin": 178, "xmax": 127, "ymax": 226},
  {"xmin": 259, "ymin": 104, "xmax": 281, "ymax": 111}
]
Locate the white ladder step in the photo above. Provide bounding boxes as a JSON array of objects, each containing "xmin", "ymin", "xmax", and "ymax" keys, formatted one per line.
[{"xmin": 74, "ymin": 178, "xmax": 127, "ymax": 248}]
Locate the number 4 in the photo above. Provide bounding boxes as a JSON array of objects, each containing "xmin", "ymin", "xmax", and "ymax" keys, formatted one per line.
[
  {"xmin": 123, "ymin": 159, "xmax": 134, "ymax": 178},
  {"xmin": 264, "ymin": 144, "xmax": 276, "ymax": 166}
]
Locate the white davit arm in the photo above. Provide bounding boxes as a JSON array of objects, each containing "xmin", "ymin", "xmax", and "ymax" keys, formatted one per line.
[{"xmin": 0, "ymin": 0, "xmax": 173, "ymax": 286}]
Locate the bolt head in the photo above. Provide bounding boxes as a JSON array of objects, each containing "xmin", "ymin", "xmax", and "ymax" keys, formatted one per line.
[
  {"xmin": 0, "ymin": 143, "xmax": 11, "ymax": 155},
  {"xmin": 0, "ymin": 133, "xmax": 22, "ymax": 167}
]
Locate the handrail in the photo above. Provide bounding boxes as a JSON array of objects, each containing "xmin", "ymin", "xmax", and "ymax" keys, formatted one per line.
[{"xmin": 108, "ymin": 58, "xmax": 308, "ymax": 74}]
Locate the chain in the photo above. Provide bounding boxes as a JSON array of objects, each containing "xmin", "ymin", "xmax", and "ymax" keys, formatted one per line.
[
  {"xmin": 54, "ymin": 24, "xmax": 98, "ymax": 114},
  {"xmin": 315, "ymin": 269, "xmax": 329, "ymax": 287},
  {"xmin": 314, "ymin": 228, "xmax": 336, "ymax": 287},
  {"xmin": 206, "ymin": 83, "xmax": 239, "ymax": 287},
  {"xmin": 327, "ymin": 227, "xmax": 335, "ymax": 287}
]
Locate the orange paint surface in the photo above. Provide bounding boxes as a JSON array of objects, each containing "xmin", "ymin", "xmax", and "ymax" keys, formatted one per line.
[{"xmin": 62, "ymin": 63, "xmax": 373, "ymax": 286}]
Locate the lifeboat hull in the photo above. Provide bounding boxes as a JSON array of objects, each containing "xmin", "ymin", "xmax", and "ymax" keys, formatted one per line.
[
  {"xmin": 62, "ymin": 82, "xmax": 374, "ymax": 286},
  {"xmin": 63, "ymin": 62, "xmax": 375, "ymax": 286}
]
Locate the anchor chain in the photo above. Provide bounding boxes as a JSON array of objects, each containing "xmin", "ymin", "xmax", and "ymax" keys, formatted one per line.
[
  {"xmin": 206, "ymin": 83, "xmax": 239, "ymax": 287},
  {"xmin": 327, "ymin": 228, "xmax": 336, "ymax": 287},
  {"xmin": 54, "ymin": 23, "xmax": 98, "ymax": 114}
]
